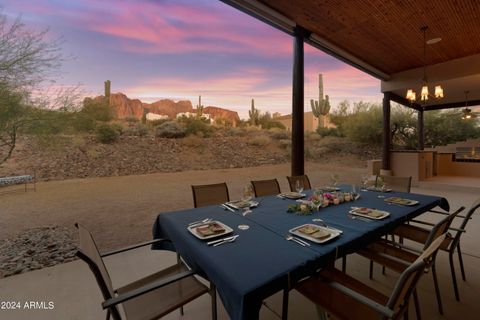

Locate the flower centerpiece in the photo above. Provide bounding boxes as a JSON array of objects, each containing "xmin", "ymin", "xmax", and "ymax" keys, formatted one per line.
[{"xmin": 287, "ymin": 201, "xmax": 318, "ymax": 215}]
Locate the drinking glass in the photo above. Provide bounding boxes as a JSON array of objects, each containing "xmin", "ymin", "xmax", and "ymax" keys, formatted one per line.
[
  {"xmin": 330, "ymin": 174, "xmax": 339, "ymax": 188},
  {"xmin": 295, "ymin": 180, "xmax": 304, "ymax": 194},
  {"xmin": 242, "ymin": 184, "xmax": 254, "ymax": 216},
  {"xmin": 361, "ymin": 174, "xmax": 369, "ymax": 191}
]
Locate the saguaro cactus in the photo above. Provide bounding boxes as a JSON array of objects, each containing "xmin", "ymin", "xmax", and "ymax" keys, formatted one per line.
[
  {"xmin": 196, "ymin": 95, "xmax": 204, "ymax": 118},
  {"xmin": 310, "ymin": 74, "xmax": 331, "ymax": 127},
  {"xmin": 249, "ymin": 98, "xmax": 259, "ymax": 126},
  {"xmin": 104, "ymin": 80, "xmax": 111, "ymax": 98}
]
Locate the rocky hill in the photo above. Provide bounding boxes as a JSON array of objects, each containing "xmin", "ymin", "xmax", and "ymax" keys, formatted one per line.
[{"xmin": 90, "ymin": 93, "xmax": 240, "ymax": 126}]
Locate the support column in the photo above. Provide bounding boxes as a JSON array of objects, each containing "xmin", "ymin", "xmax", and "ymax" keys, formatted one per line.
[
  {"xmin": 291, "ymin": 26, "xmax": 305, "ymax": 176},
  {"xmin": 382, "ymin": 93, "xmax": 391, "ymax": 170},
  {"xmin": 418, "ymin": 109, "xmax": 424, "ymax": 150}
]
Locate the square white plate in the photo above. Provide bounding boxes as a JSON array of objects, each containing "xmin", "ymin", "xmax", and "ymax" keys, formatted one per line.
[
  {"xmin": 289, "ymin": 223, "xmax": 341, "ymax": 244},
  {"xmin": 187, "ymin": 221, "xmax": 233, "ymax": 240},
  {"xmin": 225, "ymin": 200, "xmax": 259, "ymax": 209},
  {"xmin": 279, "ymin": 192, "xmax": 306, "ymax": 199},
  {"xmin": 384, "ymin": 197, "xmax": 419, "ymax": 206},
  {"xmin": 349, "ymin": 208, "xmax": 390, "ymax": 220}
]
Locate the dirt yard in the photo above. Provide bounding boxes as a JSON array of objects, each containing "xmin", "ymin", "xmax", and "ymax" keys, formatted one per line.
[{"xmin": 0, "ymin": 162, "xmax": 366, "ymax": 251}]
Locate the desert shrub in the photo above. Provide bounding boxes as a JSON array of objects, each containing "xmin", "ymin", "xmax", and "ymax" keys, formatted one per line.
[
  {"xmin": 181, "ymin": 118, "xmax": 212, "ymax": 137},
  {"xmin": 227, "ymin": 127, "xmax": 245, "ymax": 136},
  {"xmin": 155, "ymin": 121, "xmax": 186, "ymax": 138},
  {"xmin": 278, "ymin": 139, "xmax": 291, "ymax": 149},
  {"xmin": 258, "ymin": 112, "xmax": 286, "ymax": 130},
  {"xmin": 316, "ymin": 127, "xmax": 342, "ymax": 137},
  {"xmin": 268, "ymin": 127, "xmax": 289, "ymax": 139},
  {"xmin": 245, "ymin": 125, "xmax": 261, "ymax": 134},
  {"xmin": 82, "ymin": 98, "xmax": 112, "ymax": 122},
  {"xmin": 147, "ymin": 118, "xmax": 170, "ymax": 127},
  {"xmin": 247, "ymin": 136, "xmax": 271, "ymax": 146},
  {"xmin": 124, "ymin": 116, "xmax": 139, "ymax": 124},
  {"xmin": 214, "ymin": 117, "xmax": 233, "ymax": 127},
  {"xmin": 125, "ymin": 123, "xmax": 148, "ymax": 136},
  {"xmin": 96, "ymin": 124, "xmax": 120, "ymax": 143},
  {"xmin": 305, "ymin": 131, "xmax": 322, "ymax": 141},
  {"xmin": 110, "ymin": 123, "xmax": 124, "ymax": 135},
  {"xmin": 72, "ymin": 112, "xmax": 96, "ymax": 133}
]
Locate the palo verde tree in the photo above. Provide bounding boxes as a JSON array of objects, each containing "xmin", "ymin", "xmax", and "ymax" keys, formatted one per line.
[{"xmin": 0, "ymin": 12, "xmax": 63, "ymax": 165}]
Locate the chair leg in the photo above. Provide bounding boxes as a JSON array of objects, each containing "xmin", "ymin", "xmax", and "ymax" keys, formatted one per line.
[
  {"xmin": 449, "ymin": 251, "xmax": 460, "ymax": 301},
  {"xmin": 282, "ymin": 288, "xmax": 289, "ymax": 320},
  {"xmin": 431, "ymin": 263, "xmax": 444, "ymax": 315},
  {"xmin": 180, "ymin": 306, "xmax": 184, "ymax": 316},
  {"xmin": 315, "ymin": 305, "xmax": 329, "ymax": 320},
  {"xmin": 210, "ymin": 283, "xmax": 217, "ymax": 320},
  {"xmin": 342, "ymin": 256, "xmax": 347, "ymax": 273},
  {"xmin": 413, "ymin": 289, "xmax": 422, "ymax": 320},
  {"xmin": 106, "ymin": 309, "xmax": 110, "ymax": 320},
  {"xmin": 403, "ymin": 304, "xmax": 409, "ymax": 320},
  {"xmin": 457, "ymin": 244, "xmax": 466, "ymax": 281},
  {"xmin": 369, "ymin": 260, "xmax": 374, "ymax": 279}
]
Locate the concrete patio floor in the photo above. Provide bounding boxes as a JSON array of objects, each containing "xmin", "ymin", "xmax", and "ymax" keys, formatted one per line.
[{"xmin": 1, "ymin": 179, "xmax": 479, "ymax": 320}]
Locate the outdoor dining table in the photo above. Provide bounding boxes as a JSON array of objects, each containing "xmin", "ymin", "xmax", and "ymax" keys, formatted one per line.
[{"xmin": 152, "ymin": 187, "xmax": 448, "ymax": 320}]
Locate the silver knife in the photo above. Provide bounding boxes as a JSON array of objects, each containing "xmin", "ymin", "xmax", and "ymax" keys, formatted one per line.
[{"xmin": 207, "ymin": 235, "xmax": 238, "ymax": 246}]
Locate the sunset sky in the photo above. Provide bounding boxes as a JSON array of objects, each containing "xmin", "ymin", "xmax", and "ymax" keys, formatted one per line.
[{"xmin": 2, "ymin": 0, "xmax": 382, "ymax": 118}]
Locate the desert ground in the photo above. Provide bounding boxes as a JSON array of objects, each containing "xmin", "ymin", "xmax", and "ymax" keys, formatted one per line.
[{"xmin": 1, "ymin": 162, "xmax": 366, "ymax": 251}]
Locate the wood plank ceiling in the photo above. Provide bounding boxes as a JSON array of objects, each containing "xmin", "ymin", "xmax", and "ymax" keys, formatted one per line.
[{"xmin": 258, "ymin": 0, "xmax": 480, "ymax": 75}]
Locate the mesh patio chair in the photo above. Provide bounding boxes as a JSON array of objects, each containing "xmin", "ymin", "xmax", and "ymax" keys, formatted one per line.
[
  {"xmin": 286, "ymin": 174, "xmax": 311, "ymax": 192},
  {"xmin": 75, "ymin": 223, "xmax": 217, "ymax": 320},
  {"xmin": 357, "ymin": 206, "xmax": 465, "ymax": 317},
  {"xmin": 392, "ymin": 198, "xmax": 480, "ymax": 301},
  {"xmin": 251, "ymin": 179, "xmax": 281, "ymax": 197},
  {"xmin": 380, "ymin": 175, "xmax": 412, "ymax": 193},
  {"xmin": 296, "ymin": 233, "xmax": 447, "ymax": 320},
  {"xmin": 191, "ymin": 182, "xmax": 230, "ymax": 208}
]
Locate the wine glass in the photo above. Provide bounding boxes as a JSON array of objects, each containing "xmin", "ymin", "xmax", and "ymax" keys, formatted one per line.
[
  {"xmin": 295, "ymin": 180, "xmax": 304, "ymax": 194},
  {"xmin": 241, "ymin": 184, "xmax": 254, "ymax": 216},
  {"xmin": 361, "ymin": 174, "xmax": 369, "ymax": 191},
  {"xmin": 330, "ymin": 174, "xmax": 339, "ymax": 188}
]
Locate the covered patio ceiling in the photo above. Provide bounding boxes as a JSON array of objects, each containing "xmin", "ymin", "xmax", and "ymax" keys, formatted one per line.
[{"xmin": 222, "ymin": 0, "xmax": 480, "ymax": 109}]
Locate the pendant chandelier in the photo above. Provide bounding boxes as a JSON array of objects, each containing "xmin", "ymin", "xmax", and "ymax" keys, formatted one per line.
[
  {"xmin": 462, "ymin": 91, "xmax": 477, "ymax": 120},
  {"xmin": 406, "ymin": 26, "xmax": 444, "ymax": 102}
]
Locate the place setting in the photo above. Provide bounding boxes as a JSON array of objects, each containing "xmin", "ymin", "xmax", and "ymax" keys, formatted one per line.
[
  {"xmin": 221, "ymin": 184, "xmax": 259, "ymax": 216},
  {"xmin": 187, "ymin": 219, "xmax": 241, "ymax": 247},
  {"xmin": 349, "ymin": 207, "xmax": 390, "ymax": 220},
  {"xmin": 277, "ymin": 180, "xmax": 306, "ymax": 200}
]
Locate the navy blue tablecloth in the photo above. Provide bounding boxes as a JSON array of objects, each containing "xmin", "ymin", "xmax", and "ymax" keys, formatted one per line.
[{"xmin": 152, "ymin": 188, "xmax": 448, "ymax": 320}]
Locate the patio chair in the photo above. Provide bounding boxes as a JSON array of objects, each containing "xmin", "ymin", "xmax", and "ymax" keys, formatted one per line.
[
  {"xmin": 191, "ymin": 182, "xmax": 230, "ymax": 208},
  {"xmin": 392, "ymin": 198, "xmax": 480, "ymax": 301},
  {"xmin": 380, "ymin": 175, "xmax": 412, "ymax": 193},
  {"xmin": 75, "ymin": 223, "xmax": 217, "ymax": 320},
  {"xmin": 358, "ymin": 206, "xmax": 465, "ymax": 316},
  {"xmin": 251, "ymin": 179, "xmax": 281, "ymax": 197},
  {"xmin": 296, "ymin": 233, "xmax": 447, "ymax": 320},
  {"xmin": 286, "ymin": 174, "xmax": 311, "ymax": 192}
]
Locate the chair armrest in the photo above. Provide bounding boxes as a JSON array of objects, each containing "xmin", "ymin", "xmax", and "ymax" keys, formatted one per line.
[
  {"xmin": 382, "ymin": 239, "xmax": 423, "ymax": 254},
  {"xmin": 427, "ymin": 209, "xmax": 471, "ymax": 220},
  {"xmin": 328, "ymin": 281, "xmax": 395, "ymax": 318},
  {"xmin": 103, "ymin": 269, "xmax": 195, "ymax": 309},
  {"xmin": 410, "ymin": 220, "xmax": 466, "ymax": 233},
  {"xmin": 101, "ymin": 238, "xmax": 170, "ymax": 257},
  {"xmin": 428, "ymin": 209, "xmax": 448, "ymax": 215}
]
